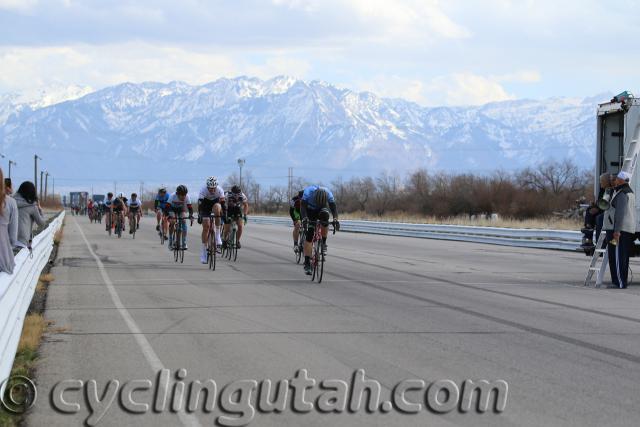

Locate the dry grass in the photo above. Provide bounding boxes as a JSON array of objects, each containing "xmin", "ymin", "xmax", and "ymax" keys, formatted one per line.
[
  {"xmin": 53, "ymin": 227, "xmax": 64, "ymax": 245},
  {"xmin": 17, "ymin": 314, "xmax": 50, "ymax": 354},
  {"xmin": 39, "ymin": 197, "xmax": 63, "ymax": 209},
  {"xmin": 1, "ymin": 314, "xmax": 56, "ymax": 424},
  {"xmin": 39, "ymin": 273, "xmax": 55, "ymax": 283},
  {"xmin": 337, "ymin": 211, "xmax": 582, "ymax": 230},
  {"xmin": 36, "ymin": 273, "xmax": 55, "ymax": 293}
]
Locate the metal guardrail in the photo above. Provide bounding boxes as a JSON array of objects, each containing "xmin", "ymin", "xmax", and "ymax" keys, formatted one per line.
[
  {"xmin": 249, "ymin": 216, "xmax": 582, "ymax": 251},
  {"xmin": 0, "ymin": 211, "xmax": 65, "ymax": 394}
]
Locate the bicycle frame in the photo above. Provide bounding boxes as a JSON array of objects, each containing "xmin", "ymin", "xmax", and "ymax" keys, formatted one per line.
[
  {"xmin": 205, "ymin": 214, "xmax": 221, "ymax": 270},
  {"xmin": 309, "ymin": 220, "xmax": 337, "ymax": 283}
]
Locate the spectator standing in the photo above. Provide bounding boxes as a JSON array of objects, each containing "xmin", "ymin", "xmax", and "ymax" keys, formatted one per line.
[
  {"xmin": 603, "ymin": 171, "xmax": 636, "ymax": 289},
  {"xmin": 4, "ymin": 177, "xmax": 12, "ymax": 195},
  {"xmin": 14, "ymin": 181, "xmax": 46, "ymax": 248},
  {"xmin": 0, "ymin": 169, "xmax": 18, "ymax": 274},
  {"xmin": 582, "ymin": 173, "xmax": 615, "ymax": 250}
]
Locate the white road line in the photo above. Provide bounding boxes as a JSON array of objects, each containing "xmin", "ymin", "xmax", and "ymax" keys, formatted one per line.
[{"xmin": 73, "ymin": 217, "xmax": 202, "ymax": 427}]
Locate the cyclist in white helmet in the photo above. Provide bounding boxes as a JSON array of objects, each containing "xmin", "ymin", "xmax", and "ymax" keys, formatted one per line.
[{"xmin": 197, "ymin": 176, "xmax": 226, "ymax": 264}]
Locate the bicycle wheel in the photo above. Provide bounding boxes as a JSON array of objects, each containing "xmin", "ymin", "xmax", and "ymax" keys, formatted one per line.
[
  {"xmin": 132, "ymin": 217, "xmax": 137, "ymax": 239},
  {"xmin": 208, "ymin": 228, "xmax": 216, "ymax": 270},
  {"xmin": 116, "ymin": 218, "xmax": 122, "ymax": 238},
  {"xmin": 174, "ymin": 229, "xmax": 180, "ymax": 262},
  {"xmin": 107, "ymin": 216, "xmax": 112, "ymax": 236},
  {"xmin": 317, "ymin": 241, "xmax": 325, "ymax": 283},
  {"xmin": 225, "ymin": 231, "xmax": 232, "ymax": 260},
  {"xmin": 296, "ymin": 229, "xmax": 304, "ymax": 264},
  {"xmin": 311, "ymin": 240, "xmax": 318, "ymax": 281},
  {"xmin": 231, "ymin": 227, "xmax": 238, "ymax": 262}
]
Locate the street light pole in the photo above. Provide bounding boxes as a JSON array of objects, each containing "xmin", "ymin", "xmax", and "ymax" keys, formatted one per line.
[
  {"xmin": 237, "ymin": 158, "xmax": 245, "ymax": 189},
  {"xmin": 44, "ymin": 171, "xmax": 50, "ymax": 201},
  {"xmin": 34, "ymin": 154, "xmax": 41, "ymax": 195}
]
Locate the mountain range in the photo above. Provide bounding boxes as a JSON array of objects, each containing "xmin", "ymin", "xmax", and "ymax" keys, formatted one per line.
[{"xmin": 0, "ymin": 76, "xmax": 604, "ymax": 191}]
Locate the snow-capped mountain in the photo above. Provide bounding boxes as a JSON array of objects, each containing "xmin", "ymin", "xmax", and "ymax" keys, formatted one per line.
[
  {"xmin": 0, "ymin": 84, "xmax": 93, "ymax": 124},
  {"xmin": 0, "ymin": 76, "xmax": 603, "ymax": 189}
]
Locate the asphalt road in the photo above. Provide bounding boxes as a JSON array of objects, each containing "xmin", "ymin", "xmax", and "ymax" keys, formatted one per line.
[{"xmin": 26, "ymin": 214, "xmax": 640, "ymax": 426}]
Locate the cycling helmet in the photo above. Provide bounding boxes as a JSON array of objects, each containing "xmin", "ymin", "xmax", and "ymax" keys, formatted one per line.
[
  {"xmin": 206, "ymin": 176, "xmax": 218, "ymax": 188},
  {"xmin": 314, "ymin": 188, "xmax": 329, "ymax": 207},
  {"xmin": 118, "ymin": 192, "xmax": 124, "ymax": 198},
  {"xmin": 176, "ymin": 185, "xmax": 188, "ymax": 195},
  {"xmin": 159, "ymin": 187, "xmax": 166, "ymax": 193},
  {"xmin": 231, "ymin": 185, "xmax": 241, "ymax": 194},
  {"xmin": 297, "ymin": 190, "xmax": 304, "ymax": 198},
  {"xmin": 107, "ymin": 192, "xmax": 113, "ymax": 197},
  {"xmin": 131, "ymin": 193, "xmax": 137, "ymax": 198}
]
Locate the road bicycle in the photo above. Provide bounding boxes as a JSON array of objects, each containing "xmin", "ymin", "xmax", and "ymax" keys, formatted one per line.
[
  {"xmin": 294, "ymin": 221, "xmax": 305, "ymax": 264},
  {"xmin": 114, "ymin": 211, "xmax": 124, "ymax": 238},
  {"xmin": 222, "ymin": 214, "xmax": 242, "ymax": 262},
  {"xmin": 130, "ymin": 212, "xmax": 138, "ymax": 239},
  {"xmin": 308, "ymin": 219, "xmax": 338, "ymax": 283},
  {"xmin": 171, "ymin": 215, "xmax": 193, "ymax": 263},
  {"xmin": 105, "ymin": 211, "xmax": 112, "ymax": 236},
  {"xmin": 202, "ymin": 214, "xmax": 222, "ymax": 270}
]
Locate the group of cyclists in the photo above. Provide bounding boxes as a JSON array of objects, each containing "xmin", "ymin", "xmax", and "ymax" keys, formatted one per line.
[
  {"xmin": 87, "ymin": 176, "xmax": 340, "ymax": 275},
  {"xmin": 88, "ymin": 192, "xmax": 142, "ymax": 234},
  {"xmin": 151, "ymin": 177, "xmax": 250, "ymax": 264}
]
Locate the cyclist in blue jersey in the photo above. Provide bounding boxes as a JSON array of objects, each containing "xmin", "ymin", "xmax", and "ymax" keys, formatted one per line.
[
  {"xmin": 103, "ymin": 192, "xmax": 114, "ymax": 231},
  {"xmin": 155, "ymin": 187, "xmax": 169, "ymax": 237},
  {"xmin": 127, "ymin": 193, "xmax": 142, "ymax": 233},
  {"xmin": 301, "ymin": 185, "xmax": 340, "ymax": 275},
  {"xmin": 165, "ymin": 185, "xmax": 194, "ymax": 250}
]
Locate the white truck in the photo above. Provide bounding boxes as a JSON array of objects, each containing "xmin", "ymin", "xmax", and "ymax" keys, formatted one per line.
[{"xmin": 583, "ymin": 92, "xmax": 640, "ymax": 254}]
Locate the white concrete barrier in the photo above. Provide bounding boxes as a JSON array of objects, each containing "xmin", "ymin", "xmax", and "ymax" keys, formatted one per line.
[{"xmin": 0, "ymin": 211, "xmax": 65, "ymax": 395}]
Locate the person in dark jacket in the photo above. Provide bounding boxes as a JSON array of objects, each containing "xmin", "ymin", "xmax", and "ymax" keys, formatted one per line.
[
  {"xmin": 582, "ymin": 173, "xmax": 615, "ymax": 251},
  {"xmin": 4, "ymin": 177, "xmax": 12, "ymax": 196},
  {"xmin": 0, "ymin": 169, "xmax": 18, "ymax": 273},
  {"xmin": 603, "ymin": 171, "xmax": 636, "ymax": 289},
  {"xmin": 14, "ymin": 181, "xmax": 45, "ymax": 248}
]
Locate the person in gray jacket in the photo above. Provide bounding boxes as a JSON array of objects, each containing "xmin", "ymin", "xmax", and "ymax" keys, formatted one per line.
[
  {"xmin": 14, "ymin": 181, "xmax": 45, "ymax": 249},
  {"xmin": 603, "ymin": 171, "xmax": 636, "ymax": 289},
  {"xmin": 0, "ymin": 169, "xmax": 18, "ymax": 274}
]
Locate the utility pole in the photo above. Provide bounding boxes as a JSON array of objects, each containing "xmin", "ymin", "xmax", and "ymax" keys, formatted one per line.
[
  {"xmin": 34, "ymin": 154, "xmax": 41, "ymax": 195},
  {"xmin": 8, "ymin": 160, "xmax": 16, "ymax": 179},
  {"xmin": 288, "ymin": 167, "xmax": 293, "ymax": 200},
  {"xmin": 237, "ymin": 158, "xmax": 245, "ymax": 189},
  {"xmin": 40, "ymin": 170, "xmax": 44, "ymax": 200},
  {"xmin": 140, "ymin": 181, "xmax": 144, "ymax": 200},
  {"xmin": 44, "ymin": 171, "xmax": 49, "ymax": 201}
]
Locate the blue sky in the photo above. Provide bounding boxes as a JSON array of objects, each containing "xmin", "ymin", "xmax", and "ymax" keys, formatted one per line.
[{"xmin": 0, "ymin": 0, "xmax": 639, "ymax": 106}]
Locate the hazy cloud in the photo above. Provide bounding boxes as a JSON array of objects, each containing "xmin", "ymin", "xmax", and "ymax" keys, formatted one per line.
[{"xmin": 0, "ymin": 0, "xmax": 638, "ymax": 103}]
